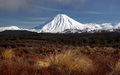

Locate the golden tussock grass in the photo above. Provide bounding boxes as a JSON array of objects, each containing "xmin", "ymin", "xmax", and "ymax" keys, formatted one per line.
[
  {"xmin": 36, "ymin": 50, "xmax": 94, "ymax": 74},
  {"xmin": 36, "ymin": 61, "xmax": 50, "ymax": 68},
  {"xmin": 110, "ymin": 60, "xmax": 120, "ymax": 75},
  {"xmin": 2, "ymin": 49, "xmax": 15, "ymax": 59}
]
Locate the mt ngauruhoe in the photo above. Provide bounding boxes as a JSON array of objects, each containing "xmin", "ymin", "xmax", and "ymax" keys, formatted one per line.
[
  {"xmin": 35, "ymin": 14, "xmax": 105, "ymax": 33},
  {"xmin": 0, "ymin": 14, "xmax": 120, "ymax": 33},
  {"xmin": 35, "ymin": 14, "xmax": 120, "ymax": 33},
  {"xmin": 39, "ymin": 14, "xmax": 86, "ymax": 33}
]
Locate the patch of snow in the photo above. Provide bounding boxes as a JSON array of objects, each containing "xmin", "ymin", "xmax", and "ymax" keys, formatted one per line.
[{"xmin": 0, "ymin": 26, "xmax": 21, "ymax": 32}]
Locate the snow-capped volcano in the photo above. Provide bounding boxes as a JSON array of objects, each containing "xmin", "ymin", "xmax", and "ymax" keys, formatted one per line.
[
  {"xmin": 0, "ymin": 26, "xmax": 21, "ymax": 32},
  {"xmin": 37, "ymin": 14, "xmax": 113, "ymax": 33},
  {"xmin": 40, "ymin": 14, "xmax": 86, "ymax": 33}
]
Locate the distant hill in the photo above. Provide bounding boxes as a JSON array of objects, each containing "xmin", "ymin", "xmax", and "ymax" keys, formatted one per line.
[{"xmin": 0, "ymin": 30, "xmax": 37, "ymax": 35}]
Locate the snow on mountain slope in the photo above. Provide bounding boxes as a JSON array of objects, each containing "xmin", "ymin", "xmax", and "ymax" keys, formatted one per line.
[
  {"xmin": 101, "ymin": 23, "xmax": 113, "ymax": 29},
  {"xmin": 38, "ymin": 14, "xmax": 115, "ymax": 33},
  {"xmin": 114, "ymin": 23, "xmax": 120, "ymax": 29},
  {"xmin": 0, "ymin": 26, "xmax": 21, "ymax": 32},
  {"xmin": 40, "ymin": 14, "xmax": 86, "ymax": 33},
  {"xmin": 84, "ymin": 23, "xmax": 102, "ymax": 31}
]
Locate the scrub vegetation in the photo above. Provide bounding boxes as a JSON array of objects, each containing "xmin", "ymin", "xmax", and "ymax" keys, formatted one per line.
[{"xmin": 0, "ymin": 31, "xmax": 120, "ymax": 75}]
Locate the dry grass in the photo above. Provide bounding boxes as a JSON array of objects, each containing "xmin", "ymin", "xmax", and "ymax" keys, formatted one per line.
[
  {"xmin": 115, "ymin": 60, "xmax": 120, "ymax": 72},
  {"xmin": 0, "ymin": 57, "xmax": 39, "ymax": 75},
  {"xmin": 110, "ymin": 60, "xmax": 120, "ymax": 75},
  {"xmin": 0, "ymin": 41, "xmax": 120, "ymax": 75},
  {"xmin": 36, "ymin": 50, "xmax": 94, "ymax": 74},
  {"xmin": 36, "ymin": 61, "xmax": 50, "ymax": 68},
  {"xmin": 2, "ymin": 49, "xmax": 15, "ymax": 59}
]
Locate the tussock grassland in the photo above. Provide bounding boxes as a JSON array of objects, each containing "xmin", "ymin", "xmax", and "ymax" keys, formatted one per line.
[
  {"xmin": 0, "ymin": 32, "xmax": 120, "ymax": 75},
  {"xmin": 36, "ymin": 50, "xmax": 94, "ymax": 74},
  {"xmin": 0, "ymin": 47, "xmax": 120, "ymax": 75},
  {"xmin": 0, "ymin": 40, "xmax": 120, "ymax": 75}
]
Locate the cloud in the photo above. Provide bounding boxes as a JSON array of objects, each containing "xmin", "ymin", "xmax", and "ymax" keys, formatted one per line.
[
  {"xmin": 0, "ymin": 0, "xmax": 88, "ymax": 13},
  {"xmin": 39, "ymin": 6, "xmax": 65, "ymax": 12},
  {"xmin": 0, "ymin": 0, "xmax": 32, "ymax": 12},
  {"xmin": 17, "ymin": 21, "xmax": 45, "ymax": 24},
  {"xmin": 57, "ymin": 0, "xmax": 88, "ymax": 5},
  {"xmin": 56, "ymin": 0, "xmax": 88, "ymax": 9},
  {"xmin": 25, "ymin": 17, "xmax": 50, "ymax": 20},
  {"xmin": 81, "ymin": 11, "xmax": 104, "ymax": 14},
  {"xmin": 37, "ymin": 0, "xmax": 88, "ymax": 9},
  {"xmin": 38, "ymin": 6, "xmax": 103, "ymax": 14}
]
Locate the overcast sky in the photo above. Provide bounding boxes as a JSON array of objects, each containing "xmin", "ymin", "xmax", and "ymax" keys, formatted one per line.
[{"xmin": 0, "ymin": 0, "xmax": 120, "ymax": 28}]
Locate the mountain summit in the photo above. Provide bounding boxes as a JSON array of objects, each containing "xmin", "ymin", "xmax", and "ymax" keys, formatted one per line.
[{"xmin": 40, "ymin": 14, "xmax": 85, "ymax": 33}]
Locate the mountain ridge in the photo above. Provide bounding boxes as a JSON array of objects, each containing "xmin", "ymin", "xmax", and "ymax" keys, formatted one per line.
[{"xmin": 1, "ymin": 14, "xmax": 120, "ymax": 33}]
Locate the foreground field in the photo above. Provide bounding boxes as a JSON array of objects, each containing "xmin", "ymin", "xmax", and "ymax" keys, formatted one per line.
[
  {"xmin": 0, "ymin": 32, "xmax": 120, "ymax": 75},
  {"xmin": 0, "ymin": 40, "xmax": 120, "ymax": 75}
]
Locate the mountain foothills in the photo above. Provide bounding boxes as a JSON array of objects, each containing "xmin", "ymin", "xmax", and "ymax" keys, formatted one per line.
[{"xmin": 1, "ymin": 14, "xmax": 120, "ymax": 33}]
